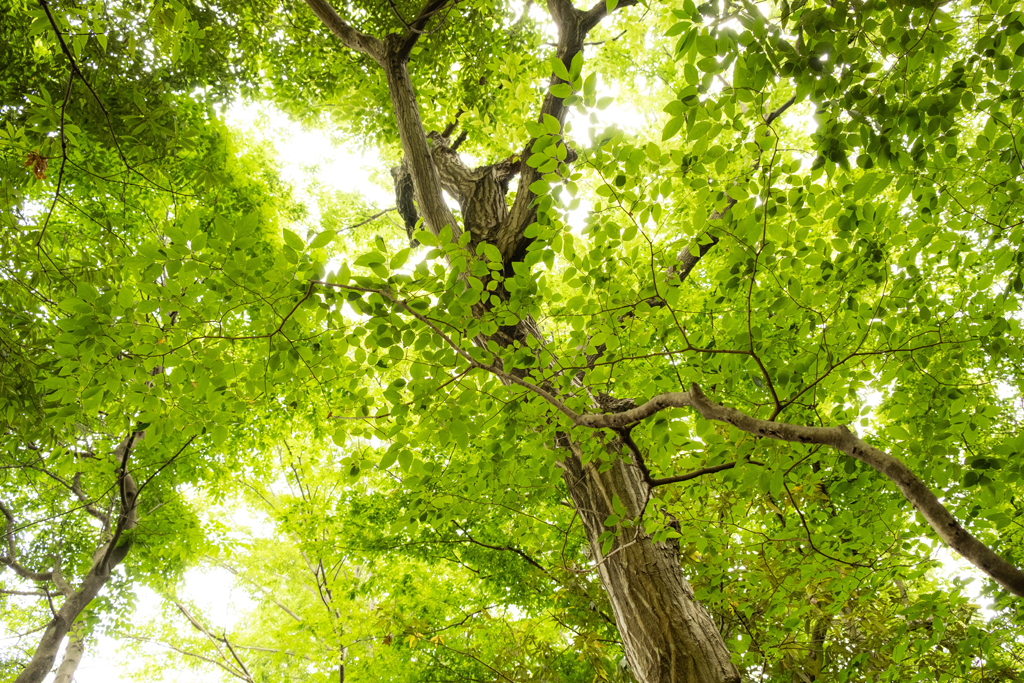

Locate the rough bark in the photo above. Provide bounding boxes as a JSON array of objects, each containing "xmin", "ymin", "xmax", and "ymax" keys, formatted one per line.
[
  {"xmin": 302, "ymin": 0, "xmax": 383, "ymax": 61},
  {"xmin": 381, "ymin": 40, "xmax": 461, "ymax": 242},
  {"xmin": 563, "ymin": 445, "xmax": 740, "ymax": 683},
  {"xmin": 427, "ymin": 131, "xmax": 521, "ymax": 246}
]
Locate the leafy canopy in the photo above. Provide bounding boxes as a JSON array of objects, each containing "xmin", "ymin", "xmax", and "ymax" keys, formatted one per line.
[{"xmin": 2, "ymin": 0, "xmax": 1024, "ymax": 681}]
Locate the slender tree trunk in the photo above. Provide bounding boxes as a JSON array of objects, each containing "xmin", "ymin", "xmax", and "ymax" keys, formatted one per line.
[
  {"xmin": 16, "ymin": 571, "xmax": 110, "ymax": 683},
  {"xmin": 563, "ymin": 447, "xmax": 740, "ymax": 683},
  {"xmin": 53, "ymin": 621, "xmax": 87, "ymax": 683},
  {"xmin": 16, "ymin": 456, "xmax": 136, "ymax": 683}
]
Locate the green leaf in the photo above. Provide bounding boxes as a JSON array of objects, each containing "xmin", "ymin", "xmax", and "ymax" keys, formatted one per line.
[
  {"xmin": 309, "ymin": 230, "xmax": 337, "ymax": 249},
  {"xmin": 390, "ymin": 248, "xmax": 411, "ymax": 269},
  {"xmin": 663, "ymin": 116, "xmax": 684, "ymax": 140},
  {"xmin": 353, "ymin": 252, "xmax": 385, "ymax": 268},
  {"xmin": 550, "ymin": 56, "xmax": 571, "ymax": 82},
  {"xmin": 550, "ymin": 83, "xmax": 574, "ymax": 98},
  {"xmin": 569, "ymin": 51, "xmax": 584, "ymax": 81},
  {"xmin": 646, "ymin": 142, "xmax": 661, "ymax": 162},
  {"xmin": 414, "ymin": 229, "xmax": 437, "ymax": 246},
  {"xmin": 282, "ymin": 228, "xmax": 305, "ymax": 251},
  {"xmin": 211, "ymin": 425, "xmax": 228, "ymax": 447},
  {"xmin": 379, "ymin": 449, "xmax": 399, "ymax": 470}
]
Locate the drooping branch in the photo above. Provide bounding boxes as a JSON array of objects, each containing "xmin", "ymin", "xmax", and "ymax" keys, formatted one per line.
[
  {"xmin": 580, "ymin": 385, "xmax": 1024, "ymax": 598},
  {"xmin": 123, "ymin": 634, "xmax": 254, "ymax": 677},
  {"xmin": 71, "ymin": 473, "xmax": 109, "ymax": 527},
  {"xmin": 215, "ymin": 562, "xmax": 303, "ymax": 623},
  {"xmin": 619, "ymin": 428, "xmax": 764, "ymax": 488},
  {"xmin": 451, "ymin": 522, "xmax": 549, "ymax": 574}
]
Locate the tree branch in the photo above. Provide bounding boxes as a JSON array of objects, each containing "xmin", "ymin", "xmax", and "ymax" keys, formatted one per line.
[
  {"xmin": 122, "ymin": 634, "xmax": 251, "ymax": 679},
  {"xmin": 71, "ymin": 473, "xmax": 109, "ymax": 527},
  {"xmin": 381, "ymin": 37, "xmax": 461, "ymax": 241},
  {"xmin": 673, "ymin": 94, "xmax": 798, "ymax": 283},
  {"xmin": 313, "ymin": 281, "xmax": 1024, "ymax": 598},
  {"xmin": 451, "ymin": 522, "xmax": 549, "ymax": 574},
  {"xmin": 0, "ymin": 500, "xmax": 53, "ymax": 582},
  {"xmin": 498, "ymin": 0, "xmax": 638, "ymax": 262},
  {"xmin": 579, "ymin": 385, "xmax": 1024, "ymax": 597},
  {"xmin": 303, "ymin": 0, "xmax": 384, "ymax": 62},
  {"xmin": 580, "ymin": 0, "xmax": 640, "ymax": 33},
  {"xmin": 396, "ymin": 0, "xmax": 455, "ymax": 61},
  {"xmin": 175, "ymin": 601, "xmax": 255, "ymax": 682},
  {"xmin": 215, "ymin": 562, "xmax": 304, "ymax": 622}
]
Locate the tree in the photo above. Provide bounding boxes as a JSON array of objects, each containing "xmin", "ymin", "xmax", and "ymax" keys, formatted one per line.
[{"xmin": 2, "ymin": 0, "xmax": 1024, "ymax": 681}]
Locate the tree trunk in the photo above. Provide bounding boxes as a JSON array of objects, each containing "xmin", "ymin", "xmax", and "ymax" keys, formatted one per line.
[
  {"xmin": 563, "ymin": 446, "xmax": 740, "ymax": 683},
  {"xmin": 16, "ymin": 571, "xmax": 110, "ymax": 683},
  {"xmin": 300, "ymin": 4, "xmax": 740, "ymax": 681},
  {"xmin": 53, "ymin": 621, "xmax": 87, "ymax": 683},
  {"xmin": 16, "ymin": 460, "xmax": 136, "ymax": 683}
]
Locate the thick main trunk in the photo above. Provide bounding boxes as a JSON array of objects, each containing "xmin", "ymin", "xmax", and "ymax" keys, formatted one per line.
[
  {"xmin": 304, "ymin": 4, "xmax": 739, "ymax": 679},
  {"xmin": 562, "ymin": 447, "xmax": 739, "ymax": 683}
]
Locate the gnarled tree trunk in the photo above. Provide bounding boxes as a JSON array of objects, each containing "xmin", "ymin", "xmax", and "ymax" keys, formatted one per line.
[
  {"xmin": 301, "ymin": 2, "xmax": 740, "ymax": 681},
  {"xmin": 563, "ymin": 447, "xmax": 739, "ymax": 683}
]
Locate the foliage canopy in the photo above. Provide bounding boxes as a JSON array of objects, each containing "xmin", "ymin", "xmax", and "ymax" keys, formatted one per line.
[{"xmin": 2, "ymin": 0, "xmax": 1024, "ymax": 681}]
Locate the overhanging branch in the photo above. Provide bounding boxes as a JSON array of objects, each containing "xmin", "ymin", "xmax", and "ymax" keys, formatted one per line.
[
  {"xmin": 312, "ymin": 280, "xmax": 1024, "ymax": 599},
  {"xmin": 582, "ymin": 385, "xmax": 1024, "ymax": 598}
]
